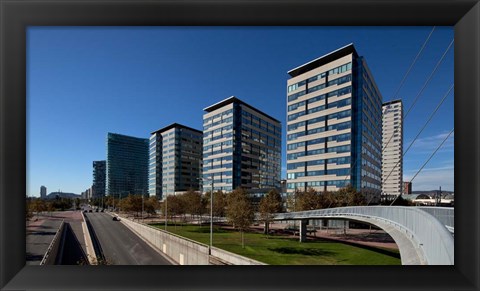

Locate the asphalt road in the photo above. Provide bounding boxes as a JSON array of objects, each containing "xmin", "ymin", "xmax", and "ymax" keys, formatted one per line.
[{"xmin": 85, "ymin": 212, "xmax": 172, "ymax": 265}]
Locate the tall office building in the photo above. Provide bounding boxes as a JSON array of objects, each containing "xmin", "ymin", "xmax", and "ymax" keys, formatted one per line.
[
  {"xmin": 92, "ymin": 160, "xmax": 106, "ymax": 198},
  {"xmin": 382, "ymin": 100, "xmax": 403, "ymax": 199},
  {"xmin": 286, "ymin": 44, "xmax": 383, "ymax": 202},
  {"xmin": 203, "ymin": 96, "xmax": 282, "ymax": 192},
  {"xmin": 40, "ymin": 186, "xmax": 47, "ymax": 199},
  {"xmin": 106, "ymin": 133, "xmax": 149, "ymax": 198},
  {"xmin": 149, "ymin": 123, "xmax": 203, "ymax": 200}
]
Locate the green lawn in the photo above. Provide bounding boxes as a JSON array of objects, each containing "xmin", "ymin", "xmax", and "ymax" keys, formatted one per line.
[{"xmin": 150, "ymin": 223, "xmax": 401, "ymax": 265}]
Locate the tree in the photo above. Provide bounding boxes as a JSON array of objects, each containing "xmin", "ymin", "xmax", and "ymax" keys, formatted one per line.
[
  {"xmin": 390, "ymin": 195, "xmax": 413, "ymax": 206},
  {"xmin": 119, "ymin": 195, "xmax": 143, "ymax": 217},
  {"xmin": 226, "ymin": 187, "xmax": 254, "ymax": 248},
  {"xmin": 336, "ymin": 185, "xmax": 366, "ymax": 206},
  {"xmin": 46, "ymin": 201, "xmax": 55, "ymax": 216},
  {"xmin": 120, "ymin": 194, "xmax": 155, "ymax": 218},
  {"xmin": 181, "ymin": 189, "xmax": 204, "ymax": 222},
  {"xmin": 296, "ymin": 187, "xmax": 322, "ymax": 211},
  {"xmin": 74, "ymin": 198, "xmax": 82, "ymax": 210},
  {"xmin": 166, "ymin": 195, "xmax": 186, "ymax": 226},
  {"xmin": 286, "ymin": 188, "xmax": 301, "ymax": 212},
  {"xmin": 51, "ymin": 197, "xmax": 73, "ymax": 211},
  {"xmin": 204, "ymin": 190, "xmax": 226, "ymax": 221},
  {"xmin": 32, "ymin": 199, "xmax": 47, "ymax": 215},
  {"xmin": 104, "ymin": 196, "xmax": 115, "ymax": 209},
  {"xmin": 26, "ymin": 197, "xmax": 33, "ymax": 221},
  {"xmin": 318, "ymin": 191, "xmax": 336, "ymax": 208},
  {"xmin": 91, "ymin": 197, "xmax": 101, "ymax": 207},
  {"xmin": 116, "ymin": 197, "xmax": 126, "ymax": 212},
  {"xmin": 125, "ymin": 195, "xmax": 142, "ymax": 216},
  {"xmin": 259, "ymin": 189, "xmax": 283, "ymax": 234},
  {"xmin": 145, "ymin": 196, "xmax": 160, "ymax": 215}
]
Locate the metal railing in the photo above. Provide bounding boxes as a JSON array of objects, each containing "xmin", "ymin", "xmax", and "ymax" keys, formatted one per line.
[
  {"xmin": 273, "ymin": 206, "xmax": 454, "ymax": 265},
  {"xmin": 417, "ymin": 206, "xmax": 454, "ymax": 232}
]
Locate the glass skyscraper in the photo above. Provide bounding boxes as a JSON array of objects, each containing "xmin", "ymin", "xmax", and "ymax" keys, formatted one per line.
[
  {"xmin": 106, "ymin": 133, "xmax": 149, "ymax": 198},
  {"xmin": 40, "ymin": 186, "xmax": 47, "ymax": 199},
  {"xmin": 286, "ymin": 44, "xmax": 382, "ymax": 202},
  {"xmin": 203, "ymin": 96, "xmax": 282, "ymax": 192},
  {"xmin": 92, "ymin": 160, "xmax": 106, "ymax": 198},
  {"xmin": 149, "ymin": 123, "xmax": 203, "ymax": 200}
]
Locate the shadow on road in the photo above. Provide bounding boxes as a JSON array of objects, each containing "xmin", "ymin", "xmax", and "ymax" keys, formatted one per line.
[
  {"xmin": 26, "ymin": 252, "xmax": 44, "ymax": 261},
  {"xmin": 59, "ymin": 223, "xmax": 89, "ymax": 265}
]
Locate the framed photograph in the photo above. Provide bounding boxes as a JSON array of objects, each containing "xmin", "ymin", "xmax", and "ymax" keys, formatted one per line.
[{"xmin": 1, "ymin": 0, "xmax": 479, "ymax": 290}]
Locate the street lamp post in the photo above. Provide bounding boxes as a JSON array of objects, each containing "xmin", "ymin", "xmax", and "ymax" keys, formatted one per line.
[
  {"xmin": 163, "ymin": 185, "xmax": 168, "ymax": 230},
  {"xmin": 293, "ymin": 185, "xmax": 298, "ymax": 229},
  {"xmin": 199, "ymin": 175, "xmax": 214, "ymax": 254},
  {"xmin": 209, "ymin": 176, "xmax": 213, "ymax": 253},
  {"xmin": 278, "ymin": 180, "xmax": 286, "ymax": 211}
]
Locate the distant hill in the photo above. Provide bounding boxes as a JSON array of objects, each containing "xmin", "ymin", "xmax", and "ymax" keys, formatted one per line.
[
  {"xmin": 411, "ymin": 190, "xmax": 454, "ymax": 195},
  {"xmin": 46, "ymin": 192, "xmax": 81, "ymax": 199}
]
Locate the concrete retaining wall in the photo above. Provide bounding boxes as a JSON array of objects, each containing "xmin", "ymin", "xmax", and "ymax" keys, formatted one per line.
[
  {"xmin": 119, "ymin": 216, "xmax": 267, "ymax": 265},
  {"xmin": 40, "ymin": 220, "xmax": 65, "ymax": 265},
  {"xmin": 120, "ymin": 217, "xmax": 210, "ymax": 265},
  {"xmin": 211, "ymin": 247, "xmax": 266, "ymax": 265}
]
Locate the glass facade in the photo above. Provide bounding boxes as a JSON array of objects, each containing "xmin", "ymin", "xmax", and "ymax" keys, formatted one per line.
[
  {"xmin": 148, "ymin": 133, "xmax": 162, "ymax": 198},
  {"xmin": 149, "ymin": 124, "xmax": 203, "ymax": 200},
  {"xmin": 352, "ymin": 57, "xmax": 383, "ymax": 196},
  {"xmin": 106, "ymin": 133, "xmax": 149, "ymax": 198},
  {"xmin": 286, "ymin": 44, "xmax": 382, "ymax": 200},
  {"xmin": 203, "ymin": 97, "xmax": 282, "ymax": 192},
  {"xmin": 92, "ymin": 160, "xmax": 106, "ymax": 198}
]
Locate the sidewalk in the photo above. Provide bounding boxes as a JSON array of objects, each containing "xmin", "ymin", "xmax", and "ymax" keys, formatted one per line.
[
  {"xmin": 26, "ymin": 214, "xmax": 64, "ymax": 265},
  {"xmin": 265, "ymin": 222, "xmax": 399, "ymax": 250}
]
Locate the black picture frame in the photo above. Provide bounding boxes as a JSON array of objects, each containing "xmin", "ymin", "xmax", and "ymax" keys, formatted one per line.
[{"xmin": 1, "ymin": 0, "xmax": 479, "ymax": 290}]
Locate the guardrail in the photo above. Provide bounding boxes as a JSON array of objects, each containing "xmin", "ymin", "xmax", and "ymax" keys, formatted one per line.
[
  {"xmin": 39, "ymin": 220, "xmax": 65, "ymax": 265},
  {"xmin": 274, "ymin": 206, "xmax": 454, "ymax": 265}
]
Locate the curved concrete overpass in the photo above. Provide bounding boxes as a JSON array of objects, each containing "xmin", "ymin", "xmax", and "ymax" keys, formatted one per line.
[{"xmin": 273, "ymin": 206, "xmax": 454, "ymax": 265}]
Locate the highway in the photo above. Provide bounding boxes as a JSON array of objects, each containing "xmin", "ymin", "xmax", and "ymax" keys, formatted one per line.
[{"xmin": 85, "ymin": 212, "xmax": 172, "ymax": 265}]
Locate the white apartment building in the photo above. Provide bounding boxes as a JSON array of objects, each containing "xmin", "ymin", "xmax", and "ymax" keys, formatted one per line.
[{"xmin": 382, "ymin": 99, "xmax": 403, "ymax": 199}]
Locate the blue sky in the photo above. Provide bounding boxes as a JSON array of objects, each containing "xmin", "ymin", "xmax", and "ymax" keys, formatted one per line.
[{"xmin": 26, "ymin": 26, "xmax": 454, "ymax": 196}]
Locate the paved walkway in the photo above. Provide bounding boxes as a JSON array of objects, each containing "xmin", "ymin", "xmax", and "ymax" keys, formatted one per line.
[
  {"xmin": 261, "ymin": 222, "xmax": 399, "ymax": 250},
  {"xmin": 313, "ymin": 228, "xmax": 398, "ymax": 250},
  {"xmin": 26, "ymin": 214, "xmax": 63, "ymax": 265}
]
